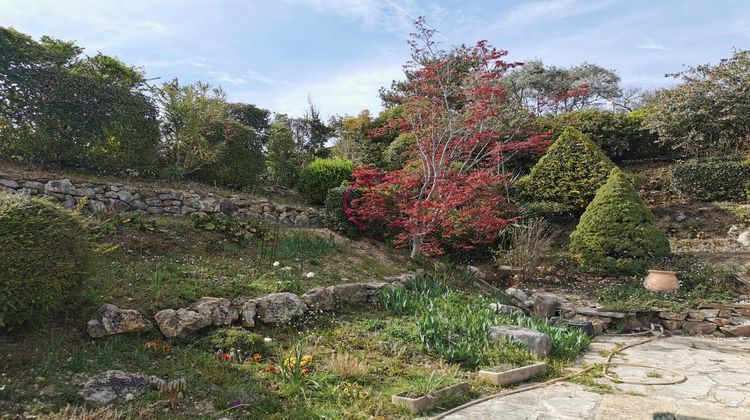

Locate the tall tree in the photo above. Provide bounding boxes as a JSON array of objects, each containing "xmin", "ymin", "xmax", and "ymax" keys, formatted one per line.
[{"xmin": 353, "ymin": 19, "xmax": 550, "ymax": 257}]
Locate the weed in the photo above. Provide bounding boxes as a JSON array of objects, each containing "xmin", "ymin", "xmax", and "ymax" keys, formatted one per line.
[{"xmin": 326, "ymin": 353, "xmax": 370, "ymax": 379}]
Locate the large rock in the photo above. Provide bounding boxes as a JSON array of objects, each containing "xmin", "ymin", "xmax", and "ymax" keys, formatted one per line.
[
  {"xmin": 235, "ymin": 298, "xmax": 258, "ymax": 328},
  {"xmin": 490, "ymin": 303, "xmax": 523, "ymax": 315},
  {"xmin": 255, "ymin": 293, "xmax": 307, "ymax": 324},
  {"xmin": 505, "ymin": 287, "xmax": 529, "ymax": 303},
  {"xmin": 658, "ymin": 311, "xmax": 687, "ymax": 321},
  {"xmin": 682, "ymin": 321, "xmax": 718, "ymax": 335},
  {"xmin": 188, "ymin": 297, "xmax": 238, "ymax": 326},
  {"xmin": 301, "ymin": 287, "xmax": 335, "ymax": 311},
  {"xmin": 154, "ymin": 308, "xmax": 212, "ymax": 337},
  {"xmin": 80, "ymin": 370, "xmax": 157, "ymax": 405},
  {"xmin": 489, "ymin": 326, "xmax": 552, "ymax": 356},
  {"xmin": 532, "ymin": 294, "xmax": 560, "ymax": 318},
  {"xmin": 331, "ymin": 282, "xmax": 394, "ymax": 304},
  {"xmin": 720, "ymin": 325, "xmax": 750, "ymax": 337},
  {"xmin": 45, "ymin": 179, "xmax": 76, "ymax": 195},
  {"xmin": 737, "ymin": 229, "xmax": 750, "ymax": 247},
  {"xmin": 86, "ymin": 304, "xmax": 153, "ymax": 338}
]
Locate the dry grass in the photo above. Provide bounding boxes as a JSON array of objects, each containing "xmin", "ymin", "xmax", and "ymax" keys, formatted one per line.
[
  {"xmin": 500, "ymin": 218, "xmax": 555, "ymax": 284},
  {"xmin": 38, "ymin": 405, "xmax": 152, "ymax": 420},
  {"xmin": 326, "ymin": 352, "xmax": 370, "ymax": 379}
]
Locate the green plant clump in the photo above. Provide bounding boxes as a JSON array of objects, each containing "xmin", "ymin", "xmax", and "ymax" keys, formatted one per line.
[
  {"xmin": 517, "ymin": 128, "xmax": 616, "ymax": 216},
  {"xmin": 209, "ymin": 327, "xmax": 271, "ymax": 355},
  {"xmin": 569, "ymin": 168, "xmax": 671, "ymax": 275},
  {"xmin": 297, "ymin": 158, "xmax": 354, "ymax": 205},
  {"xmin": 324, "ymin": 185, "xmax": 364, "ymax": 239},
  {"xmin": 0, "ymin": 193, "xmax": 93, "ymax": 329},
  {"xmin": 669, "ymin": 157, "xmax": 750, "ymax": 202}
]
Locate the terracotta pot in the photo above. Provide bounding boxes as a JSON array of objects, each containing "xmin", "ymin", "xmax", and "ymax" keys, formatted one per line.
[{"xmin": 643, "ymin": 270, "xmax": 680, "ymax": 292}]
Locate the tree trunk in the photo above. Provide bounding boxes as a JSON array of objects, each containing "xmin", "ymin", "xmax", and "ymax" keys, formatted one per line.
[{"xmin": 410, "ymin": 234, "xmax": 424, "ymax": 259}]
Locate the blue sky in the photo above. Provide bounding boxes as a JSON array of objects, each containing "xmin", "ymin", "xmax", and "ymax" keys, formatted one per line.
[{"xmin": 3, "ymin": 0, "xmax": 749, "ymax": 118}]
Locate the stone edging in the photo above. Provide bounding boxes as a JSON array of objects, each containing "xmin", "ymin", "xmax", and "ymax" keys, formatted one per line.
[{"xmin": 0, "ymin": 171, "xmax": 322, "ymax": 227}]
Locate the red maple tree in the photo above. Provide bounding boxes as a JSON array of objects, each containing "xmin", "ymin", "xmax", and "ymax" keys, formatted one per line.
[{"xmin": 350, "ymin": 19, "xmax": 552, "ymax": 257}]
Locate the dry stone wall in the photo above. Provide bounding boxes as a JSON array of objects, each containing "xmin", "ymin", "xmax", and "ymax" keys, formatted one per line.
[{"xmin": 0, "ymin": 171, "xmax": 323, "ymax": 227}]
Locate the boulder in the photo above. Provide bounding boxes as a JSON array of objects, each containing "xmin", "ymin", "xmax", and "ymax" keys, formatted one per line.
[
  {"xmin": 86, "ymin": 304, "xmax": 153, "ymax": 338},
  {"xmin": 682, "ymin": 321, "xmax": 717, "ymax": 335},
  {"xmin": 720, "ymin": 325, "xmax": 750, "ymax": 337},
  {"xmin": 255, "ymin": 293, "xmax": 307, "ymax": 324},
  {"xmin": 45, "ymin": 179, "xmax": 76, "ymax": 195},
  {"xmin": 301, "ymin": 287, "xmax": 335, "ymax": 311},
  {"xmin": 532, "ymin": 294, "xmax": 560, "ymax": 318},
  {"xmin": 658, "ymin": 311, "xmax": 687, "ymax": 321},
  {"xmin": 188, "ymin": 297, "xmax": 238, "ymax": 326},
  {"xmin": 505, "ymin": 287, "xmax": 528, "ymax": 303},
  {"xmin": 154, "ymin": 308, "xmax": 212, "ymax": 337},
  {"xmin": 489, "ymin": 326, "xmax": 552, "ymax": 356},
  {"xmin": 0, "ymin": 179, "xmax": 19, "ymax": 189},
  {"xmin": 331, "ymin": 282, "xmax": 393, "ymax": 304},
  {"xmin": 661, "ymin": 319, "xmax": 683, "ymax": 331},
  {"xmin": 687, "ymin": 310, "xmax": 705, "ymax": 321},
  {"xmin": 738, "ymin": 229, "xmax": 750, "ymax": 247},
  {"xmin": 80, "ymin": 370, "xmax": 158, "ymax": 405},
  {"xmin": 235, "ymin": 298, "xmax": 257, "ymax": 328}
]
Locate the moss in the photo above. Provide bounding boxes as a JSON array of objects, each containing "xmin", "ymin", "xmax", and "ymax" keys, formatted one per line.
[
  {"xmin": 569, "ymin": 168, "xmax": 671, "ymax": 275},
  {"xmin": 0, "ymin": 193, "xmax": 92, "ymax": 329},
  {"xmin": 518, "ymin": 128, "xmax": 616, "ymax": 216}
]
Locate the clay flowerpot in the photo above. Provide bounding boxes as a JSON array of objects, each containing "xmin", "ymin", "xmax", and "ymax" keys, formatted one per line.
[{"xmin": 643, "ymin": 270, "xmax": 680, "ymax": 292}]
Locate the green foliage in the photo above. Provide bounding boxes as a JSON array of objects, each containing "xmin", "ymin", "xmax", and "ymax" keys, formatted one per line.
[
  {"xmin": 191, "ymin": 214, "xmax": 269, "ymax": 244},
  {"xmin": 569, "ymin": 168, "xmax": 671, "ymax": 275},
  {"xmin": 383, "ymin": 132, "xmax": 415, "ymax": 170},
  {"xmin": 534, "ymin": 109, "xmax": 665, "ymax": 162},
  {"xmin": 191, "ymin": 119, "xmax": 265, "ymax": 189},
  {"xmin": 324, "ymin": 185, "xmax": 363, "ymax": 238},
  {"xmin": 0, "ymin": 193, "xmax": 92, "ymax": 329},
  {"xmin": 669, "ymin": 157, "xmax": 750, "ymax": 202},
  {"xmin": 209, "ymin": 328, "xmax": 271, "ymax": 355},
  {"xmin": 643, "ymin": 49, "xmax": 750, "ymax": 157},
  {"xmin": 0, "ymin": 27, "xmax": 160, "ymax": 174},
  {"xmin": 297, "ymin": 158, "xmax": 354, "ymax": 205},
  {"xmin": 258, "ymin": 232, "xmax": 339, "ymax": 261},
  {"xmin": 518, "ymin": 128, "xmax": 616, "ymax": 216},
  {"xmin": 265, "ymin": 120, "xmax": 303, "ymax": 188}
]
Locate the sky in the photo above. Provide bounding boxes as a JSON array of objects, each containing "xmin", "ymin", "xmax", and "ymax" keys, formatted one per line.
[{"xmin": 3, "ymin": 0, "xmax": 749, "ymax": 119}]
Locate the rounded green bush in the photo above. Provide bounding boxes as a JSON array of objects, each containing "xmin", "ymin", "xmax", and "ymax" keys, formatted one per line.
[
  {"xmin": 297, "ymin": 158, "xmax": 354, "ymax": 205},
  {"xmin": 0, "ymin": 193, "xmax": 92, "ymax": 329},
  {"xmin": 569, "ymin": 168, "xmax": 671, "ymax": 275},
  {"xmin": 518, "ymin": 128, "xmax": 616, "ymax": 216},
  {"xmin": 669, "ymin": 157, "xmax": 750, "ymax": 202}
]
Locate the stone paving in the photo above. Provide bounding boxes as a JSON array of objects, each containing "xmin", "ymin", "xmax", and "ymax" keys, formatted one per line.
[{"xmin": 445, "ymin": 335, "xmax": 750, "ymax": 419}]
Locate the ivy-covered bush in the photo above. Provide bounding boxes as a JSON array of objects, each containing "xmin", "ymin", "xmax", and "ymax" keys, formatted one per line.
[
  {"xmin": 534, "ymin": 109, "xmax": 665, "ymax": 162},
  {"xmin": 517, "ymin": 128, "xmax": 616, "ymax": 216},
  {"xmin": 0, "ymin": 193, "xmax": 92, "ymax": 329},
  {"xmin": 669, "ymin": 157, "xmax": 750, "ymax": 202},
  {"xmin": 297, "ymin": 158, "xmax": 354, "ymax": 205},
  {"xmin": 569, "ymin": 168, "xmax": 671, "ymax": 275},
  {"xmin": 324, "ymin": 185, "xmax": 364, "ymax": 238}
]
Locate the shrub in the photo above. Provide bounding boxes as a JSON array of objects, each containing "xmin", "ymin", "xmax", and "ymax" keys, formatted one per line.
[
  {"xmin": 569, "ymin": 168, "xmax": 671, "ymax": 275},
  {"xmin": 297, "ymin": 158, "xmax": 354, "ymax": 205},
  {"xmin": 497, "ymin": 219, "xmax": 555, "ymax": 284},
  {"xmin": 517, "ymin": 128, "xmax": 616, "ymax": 216},
  {"xmin": 669, "ymin": 157, "xmax": 750, "ymax": 202},
  {"xmin": 0, "ymin": 193, "xmax": 92, "ymax": 329},
  {"xmin": 324, "ymin": 185, "xmax": 364, "ymax": 238},
  {"xmin": 191, "ymin": 120, "xmax": 265, "ymax": 190},
  {"xmin": 534, "ymin": 109, "xmax": 665, "ymax": 162}
]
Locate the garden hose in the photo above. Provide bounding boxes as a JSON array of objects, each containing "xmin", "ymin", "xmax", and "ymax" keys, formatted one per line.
[{"xmin": 431, "ymin": 327, "xmax": 686, "ymax": 420}]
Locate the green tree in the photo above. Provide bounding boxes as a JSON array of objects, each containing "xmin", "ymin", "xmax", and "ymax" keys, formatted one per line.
[
  {"xmin": 569, "ymin": 168, "xmax": 671, "ymax": 274},
  {"xmin": 518, "ymin": 128, "xmax": 616, "ymax": 216},
  {"xmin": 154, "ymin": 79, "xmax": 229, "ymax": 177},
  {"xmin": 266, "ymin": 119, "xmax": 301, "ymax": 188},
  {"xmin": 0, "ymin": 27, "xmax": 159, "ymax": 173},
  {"xmin": 643, "ymin": 49, "xmax": 750, "ymax": 157}
]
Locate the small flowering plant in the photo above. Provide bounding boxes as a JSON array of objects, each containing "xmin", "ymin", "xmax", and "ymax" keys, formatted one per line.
[{"xmin": 278, "ymin": 337, "xmax": 313, "ymax": 392}]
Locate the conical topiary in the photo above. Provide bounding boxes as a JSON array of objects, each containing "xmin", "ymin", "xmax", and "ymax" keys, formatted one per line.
[
  {"xmin": 518, "ymin": 127, "xmax": 616, "ymax": 215},
  {"xmin": 569, "ymin": 167, "xmax": 671, "ymax": 275}
]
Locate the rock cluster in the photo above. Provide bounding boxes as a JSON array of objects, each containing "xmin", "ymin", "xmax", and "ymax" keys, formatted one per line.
[
  {"xmin": 0, "ymin": 173, "xmax": 323, "ymax": 227},
  {"xmin": 87, "ymin": 273, "xmax": 419, "ymax": 339}
]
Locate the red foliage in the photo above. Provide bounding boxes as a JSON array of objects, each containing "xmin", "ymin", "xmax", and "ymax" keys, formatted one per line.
[{"xmin": 351, "ymin": 19, "xmax": 552, "ymax": 256}]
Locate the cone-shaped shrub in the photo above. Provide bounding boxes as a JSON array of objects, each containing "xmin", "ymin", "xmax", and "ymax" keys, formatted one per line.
[
  {"xmin": 518, "ymin": 127, "xmax": 615, "ymax": 215},
  {"xmin": 569, "ymin": 168, "xmax": 671, "ymax": 275}
]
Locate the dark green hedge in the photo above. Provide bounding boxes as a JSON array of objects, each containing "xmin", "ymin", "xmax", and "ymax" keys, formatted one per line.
[
  {"xmin": 669, "ymin": 157, "xmax": 750, "ymax": 202},
  {"xmin": 324, "ymin": 185, "xmax": 364, "ymax": 238},
  {"xmin": 0, "ymin": 193, "xmax": 93, "ymax": 329}
]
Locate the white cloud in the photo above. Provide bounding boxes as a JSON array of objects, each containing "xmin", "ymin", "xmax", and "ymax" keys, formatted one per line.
[
  {"xmin": 284, "ymin": 0, "xmax": 427, "ymax": 34},
  {"xmin": 499, "ymin": 0, "xmax": 613, "ymax": 28},
  {"xmin": 636, "ymin": 40, "xmax": 668, "ymax": 51},
  {"xmin": 215, "ymin": 75, "xmax": 247, "ymax": 85},
  {"xmin": 271, "ymin": 65, "xmax": 404, "ymax": 117}
]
